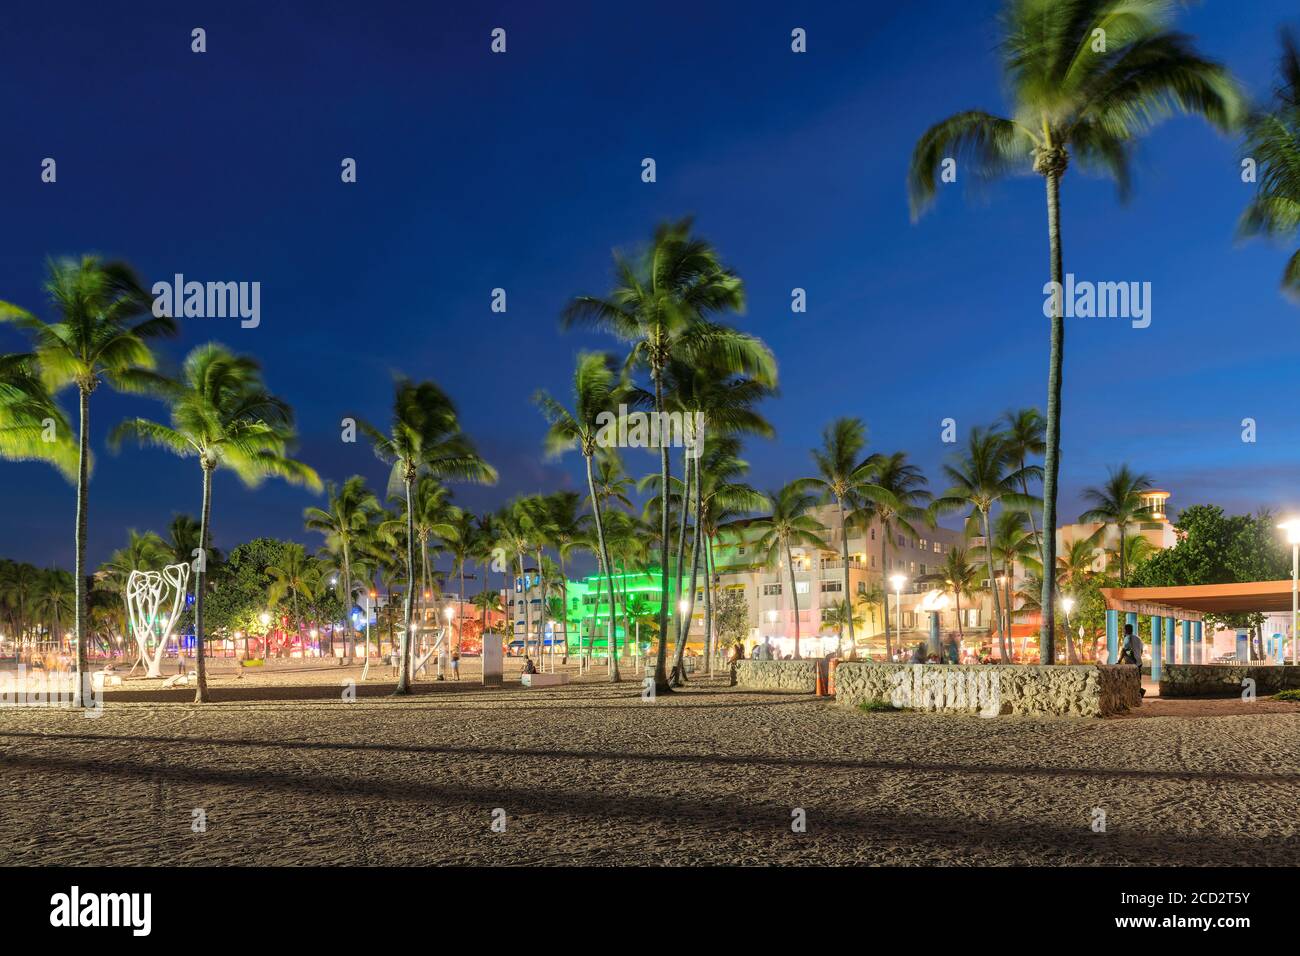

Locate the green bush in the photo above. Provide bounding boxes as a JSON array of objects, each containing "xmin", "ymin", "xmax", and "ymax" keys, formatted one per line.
[
  {"xmin": 857, "ymin": 699, "xmax": 898, "ymax": 713},
  {"xmin": 1273, "ymin": 688, "xmax": 1300, "ymax": 702}
]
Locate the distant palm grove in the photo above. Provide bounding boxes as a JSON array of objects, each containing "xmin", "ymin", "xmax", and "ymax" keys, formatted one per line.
[{"xmin": 1, "ymin": 0, "xmax": 1297, "ymax": 707}]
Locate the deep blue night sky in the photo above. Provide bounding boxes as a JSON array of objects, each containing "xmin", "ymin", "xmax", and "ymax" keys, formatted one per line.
[{"xmin": 2, "ymin": 0, "xmax": 1297, "ymax": 574}]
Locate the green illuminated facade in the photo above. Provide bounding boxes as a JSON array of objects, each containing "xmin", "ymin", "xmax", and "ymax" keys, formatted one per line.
[{"xmin": 564, "ymin": 568, "xmax": 667, "ymax": 656}]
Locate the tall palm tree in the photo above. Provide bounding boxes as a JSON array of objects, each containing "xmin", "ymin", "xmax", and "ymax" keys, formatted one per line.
[
  {"xmin": 0, "ymin": 354, "xmax": 77, "ymax": 476},
  {"xmin": 853, "ymin": 451, "xmax": 930, "ymax": 659},
  {"xmin": 359, "ymin": 379, "xmax": 495, "ymax": 694},
  {"xmin": 940, "ymin": 546, "xmax": 980, "ymax": 640},
  {"xmin": 111, "ymin": 343, "xmax": 319, "ymax": 701},
  {"xmin": 305, "ymin": 475, "xmax": 380, "ymax": 657},
  {"xmin": 931, "ymin": 427, "xmax": 1035, "ymax": 663},
  {"xmin": 32, "ymin": 568, "xmax": 74, "ymax": 657},
  {"xmin": 0, "ymin": 561, "xmax": 41, "ymax": 656},
  {"xmin": 564, "ymin": 218, "xmax": 775, "ymax": 693},
  {"xmin": 910, "ymin": 0, "xmax": 1244, "ymax": 663},
  {"xmin": 973, "ymin": 509, "xmax": 1041, "ymax": 654},
  {"xmin": 745, "ymin": 482, "xmax": 829, "ymax": 659},
  {"xmin": 1240, "ymin": 30, "xmax": 1300, "ymax": 298},
  {"xmin": 441, "ymin": 507, "xmax": 481, "ymax": 655},
  {"xmin": 799, "ymin": 418, "xmax": 870, "ymax": 658},
  {"xmin": 1078, "ymin": 464, "xmax": 1154, "ymax": 585},
  {"xmin": 536, "ymin": 352, "xmax": 630, "ymax": 681},
  {"xmin": 1, "ymin": 256, "xmax": 176, "ymax": 704}
]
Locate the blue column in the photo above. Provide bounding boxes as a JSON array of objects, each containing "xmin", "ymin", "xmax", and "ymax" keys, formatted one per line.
[
  {"xmin": 1105, "ymin": 609, "xmax": 1119, "ymax": 665},
  {"xmin": 1165, "ymin": 617, "xmax": 1176, "ymax": 666},
  {"xmin": 1193, "ymin": 620, "xmax": 1203, "ymax": 663},
  {"xmin": 1150, "ymin": 615, "xmax": 1163, "ymax": 682},
  {"xmin": 1181, "ymin": 620, "xmax": 1191, "ymax": 664}
]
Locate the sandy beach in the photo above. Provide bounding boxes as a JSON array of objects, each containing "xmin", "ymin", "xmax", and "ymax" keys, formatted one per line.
[{"xmin": 0, "ymin": 660, "xmax": 1296, "ymax": 866}]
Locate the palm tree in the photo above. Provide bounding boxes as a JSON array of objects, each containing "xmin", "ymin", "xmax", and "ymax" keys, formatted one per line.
[
  {"xmin": 910, "ymin": 0, "xmax": 1244, "ymax": 663},
  {"xmin": 564, "ymin": 218, "xmax": 775, "ymax": 693},
  {"xmin": 536, "ymin": 352, "xmax": 629, "ymax": 681},
  {"xmin": 854, "ymin": 581, "xmax": 885, "ymax": 655},
  {"xmin": 1240, "ymin": 30, "xmax": 1300, "ymax": 298},
  {"xmin": 358, "ymin": 379, "xmax": 495, "ymax": 694},
  {"xmin": 1, "ymin": 256, "xmax": 176, "ymax": 704},
  {"xmin": 820, "ymin": 598, "xmax": 864, "ymax": 658},
  {"xmin": 0, "ymin": 561, "xmax": 41, "ymax": 656},
  {"xmin": 0, "ymin": 354, "xmax": 77, "ymax": 476},
  {"xmin": 111, "ymin": 343, "xmax": 319, "ymax": 701},
  {"xmin": 745, "ymin": 483, "xmax": 829, "ymax": 659},
  {"xmin": 1001, "ymin": 408, "xmax": 1046, "ymax": 565},
  {"xmin": 440, "ymin": 507, "xmax": 480, "ymax": 655},
  {"xmin": 940, "ymin": 546, "xmax": 979, "ymax": 640},
  {"xmin": 1078, "ymin": 464, "xmax": 1155, "ymax": 585},
  {"xmin": 266, "ymin": 543, "xmax": 323, "ymax": 653},
  {"xmin": 973, "ymin": 510, "xmax": 1041, "ymax": 656},
  {"xmin": 305, "ymin": 476, "xmax": 380, "ymax": 658},
  {"xmin": 931, "ymin": 427, "xmax": 1035, "ymax": 663},
  {"xmin": 32, "ymin": 568, "xmax": 75, "ymax": 658},
  {"xmin": 800, "ymin": 418, "xmax": 870, "ymax": 658},
  {"xmin": 853, "ymin": 451, "xmax": 930, "ymax": 659}
]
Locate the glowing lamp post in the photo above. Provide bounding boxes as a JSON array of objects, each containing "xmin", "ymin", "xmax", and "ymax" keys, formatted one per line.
[
  {"xmin": 889, "ymin": 574, "xmax": 907, "ymax": 655},
  {"xmin": 1061, "ymin": 596, "xmax": 1075, "ymax": 663},
  {"xmin": 1279, "ymin": 519, "xmax": 1300, "ymax": 665}
]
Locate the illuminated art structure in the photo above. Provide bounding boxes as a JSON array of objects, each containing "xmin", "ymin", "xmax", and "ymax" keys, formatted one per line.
[{"xmin": 125, "ymin": 563, "xmax": 192, "ymax": 678}]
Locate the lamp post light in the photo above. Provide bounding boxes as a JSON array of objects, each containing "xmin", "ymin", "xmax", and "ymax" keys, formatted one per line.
[
  {"xmin": 889, "ymin": 574, "xmax": 907, "ymax": 655},
  {"xmin": 1061, "ymin": 596, "xmax": 1075, "ymax": 663},
  {"xmin": 1279, "ymin": 519, "xmax": 1300, "ymax": 665}
]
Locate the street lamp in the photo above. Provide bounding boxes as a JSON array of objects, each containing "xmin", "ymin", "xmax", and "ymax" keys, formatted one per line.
[
  {"xmin": 1061, "ymin": 596, "xmax": 1075, "ymax": 663},
  {"xmin": 1279, "ymin": 519, "xmax": 1300, "ymax": 665},
  {"xmin": 889, "ymin": 574, "xmax": 907, "ymax": 650}
]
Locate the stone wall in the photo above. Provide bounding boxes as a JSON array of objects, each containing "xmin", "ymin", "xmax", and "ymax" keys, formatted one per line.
[
  {"xmin": 834, "ymin": 662, "xmax": 1141, "ymax": 717},
  {"xmin": 733, "ymin": 659, "xmax": 820, "ymax": 693},
  {"xmin": 1160, "ymin": 664, "xmax": 1300, "ymax": 698}
]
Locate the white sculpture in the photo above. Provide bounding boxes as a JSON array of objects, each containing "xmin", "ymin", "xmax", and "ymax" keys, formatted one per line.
[{"xmin": 125, "ymin": 564, "xmax": 192, "ymax": 678}]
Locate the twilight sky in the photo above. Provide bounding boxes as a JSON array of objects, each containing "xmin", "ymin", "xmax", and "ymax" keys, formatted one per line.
[{"xmin": 2, "ymin": 0, "xmax": 1298, "ymax": 575}]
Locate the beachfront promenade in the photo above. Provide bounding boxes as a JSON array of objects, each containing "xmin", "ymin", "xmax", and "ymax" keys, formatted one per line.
[{"xmin": 0, "ymin": 660, "xmax": 1295, "ymax": 866}]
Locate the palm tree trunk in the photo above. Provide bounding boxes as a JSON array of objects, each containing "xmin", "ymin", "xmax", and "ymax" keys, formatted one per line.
[
  {"xmin": 341, "ymin": 542, "xmax": 352, "ymax": 660},
  {"xmin": 396, "ymin": 474, "xmax": 416, "ymax": 694},
  {"xmin": 982, "ymin": 509, "xmax": 1007, "ymax": 662},
  {"xmin": 786, "ymin": 541, "xmax": 802, "ymax": 658},
  {"xmin": 673, "ymin": 448, "xmax": 691, "ymax": 647},
  {"xmin": 672, "ymin": 464, "xmax": 704, "ymax": 684},
  {"xmin": 73, "ymin": 386, "xmax": 90, "ymax": 707},
  {"xmin": 704, "ymin": 533, "xmax": 716, "ymax": 677},
  {"xmin": 880, "ymin": 526, "xmax": 892, "ymax": 659},
  {"xmin": 1118, "ymin": 527, "xmax": 1127, "ymax": 586},
  {"xmin": 518, "ymin": 552, "xmax": 530, "ymax": 661},
  {"xmin": 652, "ymin": 374, "xmax": 672, "ymax": 693},
  {"xmin": 535, "ymin": 547, "xmax": 547, "ymax": 665},
  {"xmin": 193, "ymin": 465, "xmax": 213, "ymax": 702},
  {"xmin": 838, "ymin": 496, "xmax": 855, "ymax": 658},
  {"xmin": 1038, "ymin": 164, "xmax": 1064, "ymax": 664},
  {"xmin": 585, "ymin": 455, "xmax": 620, "ymax": 681},
  {"xmin": 1004, "ymin": 570, "xmax": 1014, "ymax": 662}
]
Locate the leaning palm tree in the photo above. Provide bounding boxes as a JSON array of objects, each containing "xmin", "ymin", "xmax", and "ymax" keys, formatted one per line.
[
  {"xmin": 853, "ymin": 451, "xmax": 930, "ymax": 659},
  {"xmin": 1240, "ymin": 30, "xmax": 1300, "ymax": 298},
  {"xmin": 799, "ymin": 418, "xmax": 871, "ymax": 659},
  {"xmin": 111, "ymin": 343, "xmax": 320, "ymax": 701},
  {"xmin": 910, "ymin": 0, "xmax": 1244, "ymax": 662},
  {"xmin": 305, "ymin": 476, "xmax": 380, "ymax": 656},
  {"xmin": 1078, "ymin": 464, "xmax": 1154, "ymax": 585},
  {"xmin": 1, "ymin": 256, "xmax": 176, "ymax": 704},
  {"xmin": 564, "ymin": 218, "xmax": 775, "ymax": 693},
  {"xmin": 744, "ymin": 482, "xmax": 829, "ymax": 659},
  {"xmin": 358, "ymin": 379, "xmax": 495, "ymax": 694},
  {"xmin": 931, "ymin": 427, "xmax": 1035, "ymax": 663}
]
